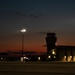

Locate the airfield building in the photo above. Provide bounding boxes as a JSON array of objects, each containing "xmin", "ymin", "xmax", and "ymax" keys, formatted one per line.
[{"xmin": 46, "ymin": 33, "xmax": 75, "ymax": 62}]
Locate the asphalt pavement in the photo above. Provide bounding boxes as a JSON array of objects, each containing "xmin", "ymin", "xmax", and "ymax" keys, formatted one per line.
[{"xmin": 0, "ymin": 61, "xmax": 75, "ymax": 75}]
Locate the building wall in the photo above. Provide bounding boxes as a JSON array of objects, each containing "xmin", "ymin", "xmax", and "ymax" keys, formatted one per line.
[
  {"xmin": 73, "ymin": 50, "xmax": 75, "ymax": 61},
  {"xmin": 57, "ymin": 49, "xmax": 75, "ymax": 62}
]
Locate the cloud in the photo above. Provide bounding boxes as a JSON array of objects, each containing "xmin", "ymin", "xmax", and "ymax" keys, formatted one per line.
[
  {"xmin": 9, "ymin": 10, "xmax": 43, "ymax": 19},
  {"xmin": 29, "ymin": 14, "xmax": 41, "ymax": 19},
  {"xmin": 13, "ymin": 11, "xmax": 42, "ymax": 19},
  {"xmin": 11, "ymin": 11, "xmax": 26, "ymax": 17},
  {"xmin": 15, "ymin": 11, "xmax": 26, "ymax": 17}
]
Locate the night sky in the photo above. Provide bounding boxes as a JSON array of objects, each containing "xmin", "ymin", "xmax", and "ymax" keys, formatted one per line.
[{"xmin": 0, "ymin": 0, "xmax": 75, "ymax": 52}]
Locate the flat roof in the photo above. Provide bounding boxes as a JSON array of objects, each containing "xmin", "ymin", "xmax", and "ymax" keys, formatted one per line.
[{"xmin": 56, "ymin": 45, "xmax": 75, "ymax": 50}]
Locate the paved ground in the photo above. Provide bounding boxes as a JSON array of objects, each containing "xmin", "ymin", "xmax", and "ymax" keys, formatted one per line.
[{"xmin": 0, "ymin": 61, "xmax": 75, "ymax": 75}]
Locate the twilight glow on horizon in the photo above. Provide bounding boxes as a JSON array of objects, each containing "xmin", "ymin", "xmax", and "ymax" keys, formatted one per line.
[{"xmin": 0, "ymin": 0, "xmax": 75, "ymax": 52}]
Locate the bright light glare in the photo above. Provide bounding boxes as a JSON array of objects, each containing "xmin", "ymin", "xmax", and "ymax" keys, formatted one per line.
[
  {"xmin": 21, "ymin": 29, "xmax": 26, "ymax": 33},
  {"xmin": 64, "ymin": 56, "xmax": 66, "ymax": 59},
  {"xmin": 52, "ymin": 51, "xmax": 55, "ymax": 55},
  {"xmin": 48, "ymin": 55, "xmax": 51, "ymax": 59},
  {"xmin": 70, "ymin": 56, "xmax": 72, "ymax": 58},
  {"xmin": 38, "ymin": 57, "xmax": 40, "ymax": 60},
  {"xmin": 23, "ymin": 57, "xmax": 28, "ymax": 59},
  {"xmin": 51, "ymin": 49, "xmax": 56, "ymax": 55}
]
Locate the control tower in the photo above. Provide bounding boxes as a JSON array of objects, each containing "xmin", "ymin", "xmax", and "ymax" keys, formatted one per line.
[{"xmin": 46, "ymin": 33, "xmax": 57, "ymax": 54}]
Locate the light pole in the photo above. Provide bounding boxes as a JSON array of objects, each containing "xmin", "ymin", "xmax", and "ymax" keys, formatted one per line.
[{"xmin": 21, "ymin": 29, "xmax": 26, "ymax": 57}]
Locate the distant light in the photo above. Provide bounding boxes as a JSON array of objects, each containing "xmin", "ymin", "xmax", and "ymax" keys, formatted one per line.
[
  {"xmin": 1, "ymin": 57, "xmax": 3, "ymax": 60},
  {"xmin": 51, "ymin": 49, "xmax": 56, "ymax": 55},
  {"xmin": 48, "ymin": 55, "xmax": 51, "ymax": 59},
  {"xmin": 23, "ymin": 56, "xmax": 28, "ymax": 59},
  {"xmin": 38, "ymin": 57, "xmax": 40, "ymax": 61},
  {"xmin": 54, "ymin": 56, "xmax": 56, "ymax": 58},
  {"xmin": 52, "ymin": 51, "xmax": 56, "ymax": 55},
  {"xmin": 70, "ymin": 56, "xmax": 72, "ymax": 58},
  {"xmin": 23, "ymin": 57, "xmax": 26, "ymax": 59},
  {"xmin": 64, "ymin": 56, "xmax": 66, "ymax": 59},
  {"xmin": 21, "ymin": 29, "xmax": 26, "ymax": 33},
  {"xmin": 20, "ymin": 57, "xmax": 23, "ymax": 61}
]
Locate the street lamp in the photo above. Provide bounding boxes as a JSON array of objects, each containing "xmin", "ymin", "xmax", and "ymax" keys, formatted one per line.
[{"xmin": 21, "ymin": 29, "xmax": 26, "ymax": 57}]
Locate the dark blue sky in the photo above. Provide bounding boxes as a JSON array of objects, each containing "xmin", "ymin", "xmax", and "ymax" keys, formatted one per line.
[{"xmin": 0, "ymin": 0, "xmax": 75, "ymax": 52}]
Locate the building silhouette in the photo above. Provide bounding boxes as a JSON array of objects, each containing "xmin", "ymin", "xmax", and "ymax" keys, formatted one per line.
[
  {"xmin": 46, "ymin": 32, "xmax": 75, "ymax": 62},
  {"xmin": 46, "ymin": 33, "xmax": 57, "ymax": 54}
]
